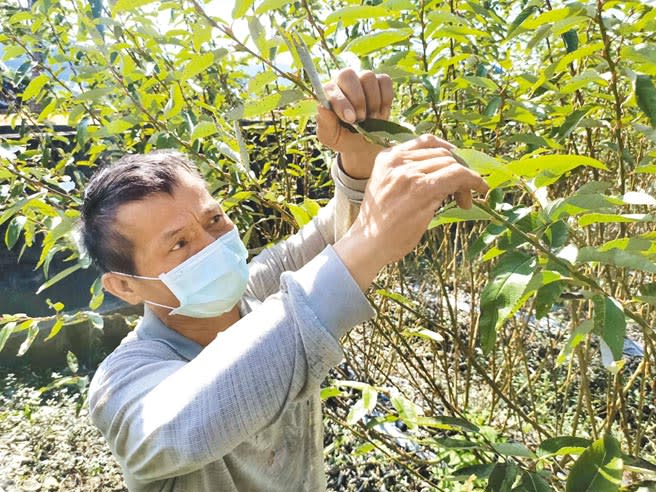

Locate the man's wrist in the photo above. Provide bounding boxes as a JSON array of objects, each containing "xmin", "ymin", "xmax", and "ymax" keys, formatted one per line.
[
  {"xmin": 333, "ymin": 232, "xmax": 384, "ymax": 292},
  {"xmin": 338, "ymin": 151, "xmax": 378, "ymax": 180}
]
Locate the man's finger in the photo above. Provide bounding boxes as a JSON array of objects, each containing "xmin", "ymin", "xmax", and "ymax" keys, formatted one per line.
[
  {"xmin": 378, "ymin": 74, "xmax": 393, "ymax": 120},
  {"xmin": 316, "ymin": 105, "xmax": 341, "ymax": 147},
  {"xmin": 424, "ymin": 165, "xmax": 490, "ymax": 198},
  {"xmin": 360, "ymin": 70, "xmax": 381, "ymax": 119},
  {"xmin": 323, "ymin": 81, "xmax": 357, "ymax": 124},
  {"xmin": 454, "ymin": 190, "xmax": 473, "ymax": 210},
  {"xmin": 336, "ymin": 68, "xmax": 367, "ymax": 122},
  {"xmin": 393, "ymin": 134, "xmax": 457, "ymax": 152}
]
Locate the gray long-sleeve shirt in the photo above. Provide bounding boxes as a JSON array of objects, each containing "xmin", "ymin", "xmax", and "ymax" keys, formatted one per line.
[{"xmin": 88, "ymin": 159, "xmax": 375, "ymax": 491}]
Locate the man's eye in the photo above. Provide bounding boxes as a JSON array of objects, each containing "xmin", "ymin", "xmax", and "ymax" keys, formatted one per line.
[
  {"xmin": 210, "ymin": 214, "xmax": 223, "ymax": 225},
  {"xmin": 171, "ymin": 239, "xmax": 187, "ymax": 251}
]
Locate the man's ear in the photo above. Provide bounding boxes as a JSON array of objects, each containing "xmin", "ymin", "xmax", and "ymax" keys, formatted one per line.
[{"xmin": 102, "ymin": 272, "xmax": 142, "ymax": 305}]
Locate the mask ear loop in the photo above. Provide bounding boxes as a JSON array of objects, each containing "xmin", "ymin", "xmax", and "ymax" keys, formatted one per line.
[
  {"xmin": 143, "ymin": 300, "xmax": 178, "ymax": 311},
  {"xmin": 111, "ymin": 271, "xmax": 160, "ymax": 281},
  {"xmin": 110, "ymin": 271, "xmax": 178, "ymax": 311}
]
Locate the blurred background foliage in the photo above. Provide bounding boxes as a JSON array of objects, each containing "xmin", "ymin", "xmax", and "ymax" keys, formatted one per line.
[{"xmin": 1, "ymin": 0, "xmax": 656, "ymax": 490}]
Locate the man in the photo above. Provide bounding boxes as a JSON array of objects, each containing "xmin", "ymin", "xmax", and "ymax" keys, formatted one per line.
[{"xmin": 83, "ymin": 69, "xmax": 488, "ymax": 491}]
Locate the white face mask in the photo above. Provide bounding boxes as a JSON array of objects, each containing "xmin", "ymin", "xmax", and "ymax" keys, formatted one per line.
[{"xmin": 113, "ymin": 227, "xmax": 249, "ymax": 318}]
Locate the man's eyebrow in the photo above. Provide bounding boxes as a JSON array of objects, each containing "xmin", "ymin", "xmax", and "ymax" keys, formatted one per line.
[
  {"xmin": 161, "ymin": 225, "xmax": 186, "ymax": 241},
  {"xmin": 202, "ymin": 202, "xmax": 224, "ymax": 215}
]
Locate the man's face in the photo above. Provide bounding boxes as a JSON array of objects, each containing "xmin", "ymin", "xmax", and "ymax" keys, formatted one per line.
[{"xmin": 105, "ymin": 170, "xmax": 235, "ymax": 309}]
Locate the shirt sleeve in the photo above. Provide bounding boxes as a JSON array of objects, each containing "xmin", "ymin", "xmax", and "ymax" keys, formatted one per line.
[
  {"xmin": 245, "ymin": 155, "xmax": 369, "ymax": 303},
  {"xmin": 88, "ymin": 245, "xmax": 376, "ymax": 483}
]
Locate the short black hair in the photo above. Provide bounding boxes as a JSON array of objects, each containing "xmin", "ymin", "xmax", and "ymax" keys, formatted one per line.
[{"xmin": 80, "ymin": 150, "xmax": 202, "ymax": 274}]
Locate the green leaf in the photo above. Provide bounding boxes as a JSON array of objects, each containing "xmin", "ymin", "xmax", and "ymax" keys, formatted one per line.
[
  {"xmin": 17, "ymin": 321, "xmax": 39, "ymax": 357},
  {"xmin": 282, "ymin": 99, "xmax": 317, "ymax": 118},
  {"xmin": 376, "ymin": 289, "xmax": 414, "ymax": 307},
  {"xmin": 44, "ymin": 319, "xmax": 64, "ymax": 342},
  {"xmin": 163, "ymin": 84, "xmax": 184, "ymax": 119},
  {"xmin": 636, "ymin": 74, "xmax": 656, "ymax": 127},
  {"xmin": 557, "ymin": 320, "xmax": 594, "ymax": 365},
  {"xmin": 89, "ymin": 277, "xmax": 105, "ymax": 310},
  {"xmin": 562, "ymin": 29, "xmax": 579, "ymax": 53},
  {"xmin": 535, "ymin": 281, "xmax": 564, "ymax": 319},
  {"xmin": 493, "ymin": 441, "xmax": 536, "ymax": 458},
  {"xmin": 180, "ymin": 52, "xmax": 214, "ymax": 81},
  {"xmin": 402, "ymin": 328, "xmax": 445, "ymax": 343},
  {"xmin": 508, "ymin": 154, "xmax": 608, "ymax": 188},
  {"xmin": 453, "ymin": 149, "xmax": 513, "ymax": 189},
  {"xmin": 486, "ymin": 462, "xmax": 518, "ymax": 492},
  {"xmin": 2, "ymin": 45, "xmax": 26, "ymax": 61},
  {"xmin": 523, "ymin": 5, "xmax": 586, "ymax": 29},
  {"xmin": 452, "ymin": 464, "xmax": 494, "ymax": 481},
  {"xmin": 428, "ymin": 204, "xmax": 491, "ymax": 228},
  {"xmin": 248, "ymin": 16, "xmax": 267, "ymax": 55},
  {"xmin": 191, "ymin": 121, "xmax": 218, "ymax": 141},
  {"xmin": 346, "ymin": 385, "xmax": 377, "ymax": 425},
  {"xmin": 592, "ymin": 296, "xmax": 626, "ymax": 362},
  {"xmin": 566, "ymin": 435, "xmax": 623, "ymax": 492},
  {"xmin": 103, "ymin": 119, "xmax": 134, "ymax": 135},
  {"xmin": 507, "ymin": 4, "xmax": 538, "ymax": 37},
  {"xmin": 462, "ymin": 75, "xmax": 497, "ymax": 91},
  {"xmin": 553, "ymin": 108, "xmax": 589, "ymax": 140},
  {"xmin": 22, "ymin": 74, "xmax": 49, "ymax": 101},
  {"xmin": 414, "ymin": 415, "xmax": 479, "ymax": 433},
  {"xmin": 0, "ymin": 322, "xmax": 17, "ymax": 353},
  {"xmin": 191, "ymin": 24, "xmax": 212, "ymax": 52},
  {"xmin": 36, "ymin": 263, "xmax": 83, "ymax": 295},
  {"xmin": 5, "ymin": 215, "xmax": 26, "ymax": 249},
  {"xmin": 288, "ymin": 203, "xmax": 311, "ymax": 227},
  {"xmin": 86, "ymin": 311, "xmax": 104, "ymax": 330},
  {"xmin": 355, "ymin": 118, "xmax": 416, "ymax": 144},
  {"xmin": 479, "ymin": 252, "xmax": 537, "ymax": 354},
  {"xmin": 320, "ymin": 386, "xmax": 342, "ymax": 400},
  {"xmin": 622, "ymin": 454, "xmax": 656, "ymax": 475},
  {"xmin": 345, "ymin": 28, "xmax": 413, "ymax": 56},
  {"xmin": 326, "ymin": 5, "xmax": 392, "ymax": 25},
  {"xmin": 554, "ymin": 42, "xmax": 604, "ymax": 73},
  {"xmin": 255, "ymin": 0, "xmax": 291, "ymax": 15},
  {"xmin": 0, "ymin": 193, "xmax": 45, "ymax": 228},
  {"xmin": 521, "ymin": 471, "xmax": 554, "ymax": 492},
  {"xmin": 538, "ymin": 436, "xmax": 593, "ymax": 457},
  {"xmin": 578, "ymin": 246, "xmax": 656, "ymax": 273},
  {"xmin": 390, "ymin": 392, "xmax": 419, "ymax": 430},
  {"xmin": 429, "ymin": 437, "xmax": 479, "ymax": 449},
  {"xmin": 113, "ymin": 0, "xmax": 157, "ymax": 14},
  {"xmin": 247, "ymin": 70, "xmax": 277, "ymax": 94},
  {"xmin": 346, "ymin": 398, "xmax": 369, "ymax": 425},
  {"xmin": 233, "ymin": 0, "xmax": 255, "ymax": 18},
  {"xmin": 484, "ymin": 96, "xmax": 502, "ymax": 117},
  {"xmin": 578, "ymin": 213, "xmax": 656, "ymax": 227}
]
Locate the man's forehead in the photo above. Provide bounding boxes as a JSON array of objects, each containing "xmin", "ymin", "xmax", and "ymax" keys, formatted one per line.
[{"xmin": 113, "ymin": 173, "xmax": 216, "ymax": 237}]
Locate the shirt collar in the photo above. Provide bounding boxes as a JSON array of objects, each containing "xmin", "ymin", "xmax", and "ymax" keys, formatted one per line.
[
  {"xmin": 136, "ymin": 306, "xmax": 203, "ymax": 361},
  {"xmin": 135, "ymin": 298, "xmax": 254, "ymax": 361}
]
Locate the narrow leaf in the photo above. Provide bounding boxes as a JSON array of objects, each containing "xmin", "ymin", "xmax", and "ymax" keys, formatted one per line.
[
  {"xmin": 565, "ymin": 435, "xmax": 623, "ymax": 492},
  {"xmin": 636, "ymin": 74, "xmax": 656, "ymax": 127},
  {"xmin": 592, "ymin": 296, "xmax": 626, "ymax": 362}
]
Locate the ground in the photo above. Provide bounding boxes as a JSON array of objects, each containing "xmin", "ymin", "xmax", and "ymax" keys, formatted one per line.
[
  {"xmin": 0, "ymin": 364, "xmax": 426, "ymax": 492},
  {"xmin": 0, "ymin": 368, "xmax": 125, "ymax": 491}
]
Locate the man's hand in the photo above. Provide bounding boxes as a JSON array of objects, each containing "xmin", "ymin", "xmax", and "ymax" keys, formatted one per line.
[
  {"xmin": 333, "ymin": 135, "xmax": 490, "ymax": 291},
  {"xmin": 316, "ymin": 68, "xmax": 393, "ymax": 179}
]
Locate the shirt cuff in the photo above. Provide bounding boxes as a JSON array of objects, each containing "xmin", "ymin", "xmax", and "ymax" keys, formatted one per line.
[
  {"xmin": 287, "ymin": 244, "xmax": 375, "ymax": 340},
  {"xmin": 331, "ymin": 155, "xmax": 369, "ymax": 204}
]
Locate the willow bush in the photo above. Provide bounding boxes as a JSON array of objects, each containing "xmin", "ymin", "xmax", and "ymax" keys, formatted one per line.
[{"xmin": 1, "ymin": 0, "xmax": 656, "ymax": 490}]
